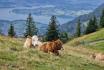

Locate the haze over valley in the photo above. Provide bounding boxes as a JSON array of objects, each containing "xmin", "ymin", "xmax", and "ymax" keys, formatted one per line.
[{"xmin": 0, "ymin": 0, "xmax": 104, "ymax": 36}]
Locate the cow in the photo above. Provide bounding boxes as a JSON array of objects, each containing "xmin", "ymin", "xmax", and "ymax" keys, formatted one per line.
[
  {"xmin": 39, "ymin": 39, "xmax": 63, "ymax": 56},
  {"xmin": 32, "ymin": 35, "xmax": 43, "ymax": 48},
  {"xmin": 91, "ymin": 53, "xmax": 104, "ymax": 61},
  {"xmin": 23, "ymin": 36, "xmax": 32, "ymax": 48},
  {"xmin": 39, "ymin": 42, "xmax": 48, "ymax": 53},
  {"xmin": 54, "ymin": 39, "xmax": 63, "ymax": 50}
]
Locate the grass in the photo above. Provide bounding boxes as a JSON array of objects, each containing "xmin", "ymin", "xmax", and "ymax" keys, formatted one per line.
[
  {"xmin": 68, "ymin": 28, "xmax": 104, "ymax": 52},
  {"xmin": 0, "ymin": 35, "xmax": 104, "ymax": 70},
  {"xmin": 85, "ymin": 41, "xmax": 104, "ymax": 53}
]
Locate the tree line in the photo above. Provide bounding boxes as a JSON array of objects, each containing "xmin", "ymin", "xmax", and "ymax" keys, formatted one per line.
[
  {"xmin": 0, "ymin": 9, "xmax": 104, "ymax": 43},
  {"xmin": 75, "ymin": 10, "xmax": 104, "ymax": 37},
  {"xmin": 3, "ymin": 13, "xmax": 69, "ymax": 43}
]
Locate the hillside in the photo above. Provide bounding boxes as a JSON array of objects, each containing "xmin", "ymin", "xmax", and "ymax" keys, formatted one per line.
[
  {"xmin": 0, "ymin": 35, "xmax": 104, "ymax": 70},
  {"xmin": 67, "ymin": 28, "xmax": 104, "ymax": 52},
  {"xmin": 61, "ymin": 3, "xmax": 104, "ymax": 34}
]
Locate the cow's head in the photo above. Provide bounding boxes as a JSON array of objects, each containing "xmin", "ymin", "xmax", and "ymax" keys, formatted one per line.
[{"xmin": 54, "ymin": 39, "xmax": 63, "ymax": 50}]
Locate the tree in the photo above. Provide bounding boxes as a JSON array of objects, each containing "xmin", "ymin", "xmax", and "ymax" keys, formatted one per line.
[
  {"xmin": 93, "ymin": 16, "xmax": 98, "ymax": 30},
  {"xmin": 45, "ymin": 16, "xmax": 59, "ymax": 41},
  {"xmin": 100, "ymin": 9, "xmax": 104, "ymax": 28},
  {"xmin": 85, "ymin": 16, "xmax": 98, "ymax": 34},
  {"xmin": 24, "ymin": 13, "xmax": 38, "ymax": 37},
  {"xmin": 85, "ymin": 19, "xmax": 93, "ymax": 34},
  {"xmin": 8, "ymin": 24, "xmax": 15, "ymax": 37},
  {"xmin": 0, "ymin": 27, "xmax": 2, "ymax": 35},
  {"xmin": 75, "ymin": 19, "xmax": 81, "ymax": 37},
  {"xmin": 59, "ymin": 32, "xmax": 69, "ymax": 43},
  {"xmin": 82, "ymin": 24, "xmax": 86, "ymax": 35}
]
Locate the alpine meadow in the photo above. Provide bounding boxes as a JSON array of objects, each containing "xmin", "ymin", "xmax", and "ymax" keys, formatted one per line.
[{"xmin": 0, "ymin": 0, "xmax": 104, "ymax": 70}]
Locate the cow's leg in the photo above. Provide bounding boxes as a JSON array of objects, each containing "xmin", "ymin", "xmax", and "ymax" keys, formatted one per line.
[
  {"xmin": 61, "ymin": 47, "xmax": 64, "ymax": 50},
  {"xmin": 47, "ymin": 50, "xmax": 51, "ymax": 54},
  {"xmin": 54, "ymin": 50, "xmax": 59, "ymax": 56}
]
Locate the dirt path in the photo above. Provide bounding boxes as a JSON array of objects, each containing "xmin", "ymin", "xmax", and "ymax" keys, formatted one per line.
[{"xmin": 89, "ymin": 40, "xmax": 104, "ymax": 45}]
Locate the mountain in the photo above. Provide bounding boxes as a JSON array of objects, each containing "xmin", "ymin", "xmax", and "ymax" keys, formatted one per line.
[
  {"xmin": 61, "ymin": 3, "xmax": 104, "ymax": 34},
  {"xmin": 0, "ymin": 0, "xmax": 104, "ymax": 36},
  {"xmin": 0, "ymin": 0, "xmax": 103, "ymax": 24},
  {"xmin": 0, "ymin": 20, "xmax": 48, "ymax": 37}
]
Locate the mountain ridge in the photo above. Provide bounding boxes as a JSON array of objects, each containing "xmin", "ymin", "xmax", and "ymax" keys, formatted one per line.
[
  {"xmin": 61, "ymin": 3, "xmax": 104, "ymax": 34},
  {"xmin": 0, "ymin": 20, "xmax": 48, "ymax": 36}
]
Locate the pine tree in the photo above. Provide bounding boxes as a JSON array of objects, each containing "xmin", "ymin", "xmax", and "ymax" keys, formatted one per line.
[
  {"xmin": 24, "ymin": 13, "xmax": 37, "ymax": 37},
  {"xmin": 59, "ymin": 32, "xmax": 69, "ymax": 43},
  {"xmin": 46, "ymin": 16, "xmax": 59, "ymax": 41},
  {"xmin": 76, "ymin": 19, "xmax": 81, "ymax": 37},
  {"xmin": 85, "ymin": 19, "xmax": 93, "ymax": 34},
  {"xmin": 82, "ymin": 24, "xmax": 86, "ymax": 35},
  {"xmin": 100, "ymin": 9, "xmax": 104, "ymax": 28},
  {"xmin": 8, "ymin": 24, "xmax": 15, "ymax": 37},
  {"xmin": 93, "ymin": 16, "xmax": 98, "ymax": 30},
  {"xmin": 0, "ymin": 27, "xmax": 2, "ymax": 35},
  {"xmin": 85, "ymin": 16, "xmax": 98, "ymax": 34}
]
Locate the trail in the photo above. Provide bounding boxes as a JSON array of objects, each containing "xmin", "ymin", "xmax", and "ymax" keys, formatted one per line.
[
  {"xmin": 89, "ymin": 40, "xmax": 104, "ymax": 45},
  {"xmin": 80, "ymin": 39, "xmax": 104, "ymax": 45}
]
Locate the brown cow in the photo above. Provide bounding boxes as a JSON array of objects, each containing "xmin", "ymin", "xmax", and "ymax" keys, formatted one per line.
[
  {"xmin": 23, "ymin": 36, "xmax": 32, "ymax": 48},
  {"xmin": 54, "ymin": 39, "xmax": 63, "ymax": 50},
  {"xmin": 39, "ymin": 42, "xmax": 48, "ymax": 53},
  {"xmin": 39, "ymin": 39, "xmax": 63, "ymax": 55}
]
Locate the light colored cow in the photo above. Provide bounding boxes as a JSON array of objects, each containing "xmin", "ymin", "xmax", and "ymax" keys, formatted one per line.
[
  {"xmin": 23, "ymin": 36, "xmax": 32, "ymax": 48},
  {"xmin": 91, "ymin": 53, "xmax": 104, "ymax": 61},
  {"xmin": 32, "ymin": 35, "xmax": 43, "ymax": 47}
]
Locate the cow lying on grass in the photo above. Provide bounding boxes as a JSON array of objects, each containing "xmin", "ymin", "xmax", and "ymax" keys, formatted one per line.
[
  {"xmin": 23, "ymin": 36, "xmax": 32, "ymax": 48},
  {"xmin": 23, "ymin": 35, "xmax": 42, "ymax": 48},
  {"xmin": 23, "ymin": 36, "xmax": 63, "ymax": 55},
  {"xmin": 91, "ymin": 53, "xmax": 104, "ymax": 61},
  {"xmin": 39, "ymin": 39, "xmax": 63, "ymax": 56},
  {"xmin": 32, "ymin": 35, "xmax": 43, "ymax": 48}
]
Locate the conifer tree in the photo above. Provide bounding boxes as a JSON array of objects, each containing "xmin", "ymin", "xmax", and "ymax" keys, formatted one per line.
[
  {"xmin": 59, "ymin": 32, "xmax": 69, "ymax": 43},
  {"xmin": 8, "ymin": 24, "xmax": 15, "ymax": 37},
  {"xmin": 85, "ymin": 19, "xmax": 93, "ymax": 34},
  {"xmin": 93, "ymin": 16, "xmax": 98, "ymax": 30},
  {"xmin": 76, "ymin": 19, "xmax": 81, "ymax": 37},
  {"xmin": 0, "ymin": 27, "xmax": 2, "ymax": 35},
  {"xmin": 24, "ymin": 13, "xmax": 37, "ymax": 37},
  {"xmin": 46, "ymin": 16, "xmax": 59, "ymax": 41},
  {"xmin": 100, "ymin": 9, "xmax": 104, "ymax": 28},
  {"xmin": 85, "ymin": 16, "xmax": 98, "ymax": 34}
]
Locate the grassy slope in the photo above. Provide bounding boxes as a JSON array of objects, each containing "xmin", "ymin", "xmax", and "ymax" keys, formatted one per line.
[
  {"xmin": 68, "ymin": 28, "xmax": 104, "ymax": 52},
  {"xmin": 0, "ymin": 35, "xmax": 104, "ymax": 70}
]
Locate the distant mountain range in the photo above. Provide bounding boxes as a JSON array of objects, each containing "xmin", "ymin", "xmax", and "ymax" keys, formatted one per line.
[
  {"xmin": 1, "ymin": 3, "xmax": 104, "ymax": 36},
  {"xmin": 0, "ymin": 0, "xmax": 104, "ymax": 36},
  {"xmin": 61, "ymin": 3, "xmax": 104, "ymax": 34},
  {"xmin": 0, "ymin": 0, "xmax": 103, "ymax": 23},
  {"xmin": 0, "ymin": 20, "xmax": 48, "ymax": 36}
]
